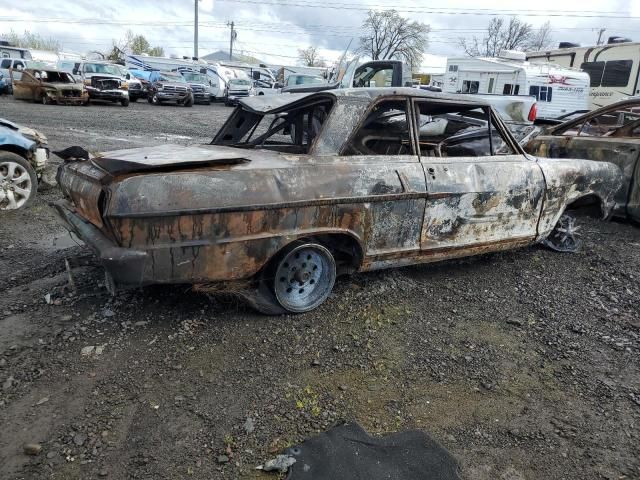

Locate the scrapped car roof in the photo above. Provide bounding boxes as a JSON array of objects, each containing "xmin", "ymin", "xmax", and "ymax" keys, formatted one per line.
[{"xmin": 239, "ymin": 87, "xmax": 492, "ymax": 114}]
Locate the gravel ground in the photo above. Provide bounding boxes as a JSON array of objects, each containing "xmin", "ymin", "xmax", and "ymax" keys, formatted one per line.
[{"xmin": 0, "ymin": 96, "xmax": 639, "ymax": 480}]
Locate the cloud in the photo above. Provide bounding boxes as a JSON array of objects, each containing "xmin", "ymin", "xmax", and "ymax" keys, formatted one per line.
[{"xmin": 1, "ymin": 0, "xmax": 639, "ymax": 64}]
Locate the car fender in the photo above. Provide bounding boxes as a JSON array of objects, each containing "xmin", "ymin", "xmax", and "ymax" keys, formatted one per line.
[{"xmin": 535, "ymin": 157, "xmax": 623, "ymax": 239}]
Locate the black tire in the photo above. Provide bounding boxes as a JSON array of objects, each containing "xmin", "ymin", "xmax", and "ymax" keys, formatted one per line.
[
  {"xmin": 83, "ymin": 99, "xmax": 90, "ymax": 106},
  {"xmin": 0, "ymin": 151, "xmax": 38, "ymax": 210},
  {"xmin": 41, "ymin": 94, "xmax": 51, "ymax": 105},
  {"xmin": 130, "ymin": 96, "xmax": 138, "ymax": 103},
  {"xmin": 120, "ymin": 97, "xmax": 130, "ymax": 107},
  {"xmin": 184, "ymin": 96, "xmax": 194, "ymax": 107},
  {"xmin": 147, "ymin": 95, "xmax": 153, "ymax": 104}
]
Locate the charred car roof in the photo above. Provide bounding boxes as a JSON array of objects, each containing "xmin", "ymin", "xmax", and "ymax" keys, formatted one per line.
[{"xmin": 238, "ymin": 87, "xmax": 493, "ymax": 114}]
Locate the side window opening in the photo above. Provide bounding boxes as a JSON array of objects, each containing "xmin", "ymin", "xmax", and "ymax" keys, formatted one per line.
[
  {"xmin": 414, "ymin": 102, "xmax": 516, "ymax": 158},
  {"xmin": 577, "ymin": 107, "xmax": 640, "ymax": 137},
  {"xmin": 343, "ymin": 100, "xmax": 412, "ymax": 156},
  {"xmin": 214, "ymin": 99, "xmax": 334, "ymax": 154}
]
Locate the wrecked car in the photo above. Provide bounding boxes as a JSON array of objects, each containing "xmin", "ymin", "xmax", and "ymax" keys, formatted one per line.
[
  {"xmin": 53, "ymin": 88, "xmax": 622, "ymax": 313},
  {"xmin": 526, "ymin": 98, "xmax": 640, "ymax": 222},
  {"xmin": 147, "ymin": 71, "xmax": 194, "ymax": 107},
  {"xmin": 12, "ymin": 68, "xmax": 89, "ymax": 105},
  {"xmin": 58, "ymin": 61, "xmax": 130, "ymax": 107},
  {"xmin": 1, "ymin": 118, "xmax": 49, "ymax": 210}
]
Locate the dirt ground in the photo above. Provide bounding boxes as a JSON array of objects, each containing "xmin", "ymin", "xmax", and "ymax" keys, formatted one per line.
[{"xmin": 0, "ymin": 96, "xmax": 639, "ymax": 480}]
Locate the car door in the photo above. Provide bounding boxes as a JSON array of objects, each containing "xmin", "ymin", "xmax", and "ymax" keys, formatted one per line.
[
  {"xmin": 413, "ymin": 99, "xmax": 546, "ymax": 251},
  {"xmin": 340, "ymin": 97, "xmax": 427, "ymax": 256},
  {"xmin": 12, "ymin": 69, "xmax": 36, "ymax": 100}
]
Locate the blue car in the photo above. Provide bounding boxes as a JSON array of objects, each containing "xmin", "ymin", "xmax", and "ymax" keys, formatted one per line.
[{"xmin": 0, "ymin": 118, "xmax": 49, "ymax": 210}]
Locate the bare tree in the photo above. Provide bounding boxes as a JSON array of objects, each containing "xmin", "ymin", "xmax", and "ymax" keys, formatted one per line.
[
  {"xmin": 460, "ymin": 16, "xmax": 547, "ymax": 57},
  {"xmin": 527, "ymin": 21, "xmax": 554, "ymax": 51},
  {"xmin": 3, "ymin": 30, "xmax": 61, "ymax": 52},
  {"xmin": 298, "ymin": 46, "xmax": 325, "ymax": 67},
  {"xmin": 358, "ymin": 10, "xmax": 429, "ymax": 68}
]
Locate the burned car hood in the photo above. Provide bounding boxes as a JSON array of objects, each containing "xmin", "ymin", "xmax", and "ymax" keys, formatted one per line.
[{"xmin": 91, "ymin": 144, "xmax": 262, "ymax": 175}]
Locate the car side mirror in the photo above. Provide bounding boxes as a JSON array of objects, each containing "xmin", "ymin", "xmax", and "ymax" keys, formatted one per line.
[{"xmin": 126, "ymin": 73, "xmax": 131, "ymax": 80}]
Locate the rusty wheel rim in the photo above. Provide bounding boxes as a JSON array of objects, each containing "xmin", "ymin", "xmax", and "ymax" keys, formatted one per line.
[{"xmin": 274, "ymin": 244, "xmax": 336, "ymax": 313}]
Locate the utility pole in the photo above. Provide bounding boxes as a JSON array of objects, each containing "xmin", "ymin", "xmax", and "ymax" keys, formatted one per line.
[
  {"xmin": 596, "ymin": 28, "xmax": 606, "ymax": 46},
  {"xmin": 228, "ymin": 21, "xmax": 235, "ymax": 61},
  {"xmin": 193, "ymin": 0, "xmax": 199, "ymax": 58}
]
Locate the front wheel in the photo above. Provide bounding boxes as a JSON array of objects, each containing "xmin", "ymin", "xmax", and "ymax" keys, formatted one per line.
[
  {"xmin": 543, "ymin": 213, "xmax": 582, "ymax": 253},
  {"xmin": 184, "ymin": 96, "xmax": 193, "ymax": 107},
  {"xmin": 0, "ymin": 152, "xmax": 37, "ymax": 210},
  {"xmin": 120, "ymin": 97, "xmax": 130, "ymax": 107}
]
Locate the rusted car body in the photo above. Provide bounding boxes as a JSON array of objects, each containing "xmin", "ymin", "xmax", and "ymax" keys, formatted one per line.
[
  {"xmin": 527, "ymin": 98, "xmax": 640, "ymax": 222},
  {"xmin": 54, "ymin": 88, "xmax": 622, "ymax": 313},
  {"xmin": 12, "ymin": 69, "xmax": 88, "ymax": 105}
]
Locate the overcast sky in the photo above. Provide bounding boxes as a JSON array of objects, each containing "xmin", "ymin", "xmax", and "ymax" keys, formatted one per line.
[{"xmin": 2, "ymin": 0, "xmax": 639, "ymax": 68}]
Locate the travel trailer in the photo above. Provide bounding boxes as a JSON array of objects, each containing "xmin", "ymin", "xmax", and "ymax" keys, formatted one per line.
[
  {"xmin": 0, "ymin": 45, "xmax": 31, "ymax": 59},
  {"xmin": 443, "ymin": 51, "xmax": 590, "ymax": 119},
  {"xmin": 527, "ymin": 38, "xmax": 640, "ymax": 109}
]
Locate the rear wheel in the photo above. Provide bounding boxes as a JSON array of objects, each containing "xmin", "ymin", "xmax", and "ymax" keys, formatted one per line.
[
  {"xmin": 273, "ymin": 243, "xmax": 336, "ymax": 313},
  {"xmin": 0, "ymin": 152, "xmax": 37, "ymax": 210}
]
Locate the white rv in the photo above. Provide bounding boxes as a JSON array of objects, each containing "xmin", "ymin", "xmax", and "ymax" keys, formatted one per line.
[
  {"xmin": 443, "ymin": 51, "xmax": 590, "ymax": 119},
  {"xmin": 527, "ymin": 39, "xmax": 640, "ymax": 109}
]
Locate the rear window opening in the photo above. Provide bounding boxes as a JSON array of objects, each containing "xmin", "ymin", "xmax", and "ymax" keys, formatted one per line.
[{"xmin": 213, "ymin": 99, "xmax": 334, "ymax": 154}]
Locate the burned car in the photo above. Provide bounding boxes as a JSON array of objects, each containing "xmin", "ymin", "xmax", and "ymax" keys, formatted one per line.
[
  {"xmin": 12, "ymin": 68, "xmax": 89, "ymax": 105},
  {"xmin": 53, "ymin": 89, "xmax": 622, "ymax": 313},
  {"xmin": 1, "ymin": 118, "xmax": 49, "ymax": 210},
  {"xmin": 527, "ymin": 98, "xmax": 640, "ymax": 222}
]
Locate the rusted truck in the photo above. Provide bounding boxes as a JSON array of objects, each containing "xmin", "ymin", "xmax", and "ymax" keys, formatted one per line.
[{"xmin": 53, "ymin": 88, "xmax": 622, "ymax": 313}]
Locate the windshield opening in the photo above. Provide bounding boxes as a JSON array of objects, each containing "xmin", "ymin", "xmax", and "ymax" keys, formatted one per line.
[
  {"xmin": 83, "ymin": 63, "xmax": 120, "ymax": 76},
  {"xmin": 229, "ymin": 79, "xmax": 251, "ymax": 86},
  {"xmin": 159, "ymin": 72, "xmax": 186, "ymax": 82},
  {"xmin": 182, "ymin": 72, "xmax": 207, "ymax": 83},
  {"xmin": 35, "ymin": 70, "xmax": 74, "ymax": 83},
  {"xmin": 213, "ymin": 99, "xmax": 334, "ymax": 154}
]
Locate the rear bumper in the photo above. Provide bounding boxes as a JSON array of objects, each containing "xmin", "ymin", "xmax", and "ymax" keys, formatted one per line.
[{"xmin": 52, "ymin": 200, "xmax": 147, "ymax": 288}]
